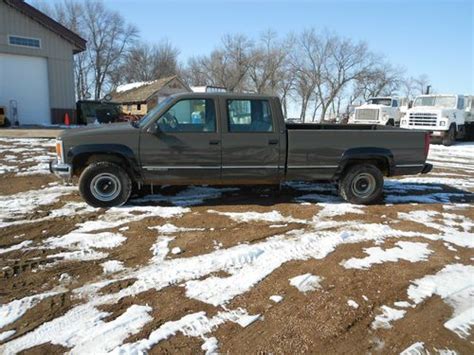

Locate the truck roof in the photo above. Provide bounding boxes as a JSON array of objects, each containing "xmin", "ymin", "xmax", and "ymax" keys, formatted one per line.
[
  {"xmin": 415, "ymin": 94, "xmax": 462, "ymax": 97},
  {"xmin": 168, "ymin": 92, "xmax": 279, "ymax": 100}
]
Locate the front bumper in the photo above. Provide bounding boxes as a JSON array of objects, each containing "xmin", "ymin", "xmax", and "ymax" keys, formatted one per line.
[{"xmin": 49, "ymin": 160, "xmax": 72, "ymax": 179}]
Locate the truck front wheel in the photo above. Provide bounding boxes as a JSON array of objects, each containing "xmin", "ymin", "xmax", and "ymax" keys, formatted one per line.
[
  {"xmin": 339, "ymin": 164, "xmax": 384, "ymax": 205},
  {"xmin": 442, "ymin": 126, "xmax": 456, "ymax": 146},
  {"xmin": 79, "ymin": 161, "xmax": 132, "ymax": 208}
]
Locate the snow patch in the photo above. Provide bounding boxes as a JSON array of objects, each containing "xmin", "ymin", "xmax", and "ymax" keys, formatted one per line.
[
  {"xmin": 318, "ymin": 203, "xmax": 365, "ymax": 217},
  {"xmin": 0, "ymin": 240, "xmax": 32, "ymax": 255},
  {"xmin": 371, "ymin": 305, "xmax": 406, "ymax": 329},
  {"xmin": 341, "ymin": 241, "xmax": 432, "ymax": 269},
  {"xmin": 116, "ymin": 81, "xmax": 153, "ymax": 93},
  {"xmin": 0, "ymin": 291, "xmax": 60, "ymax": 329},
  {"xmin": 0, "ymin": 304, "xmax": 152, "ymax": 354},
  {"xmin": 101, "ymin": 260, "xmax": 125, "ymax": 274},
  {"xmin": 171, "ymin": 247, "xmax": 182, "ymax": 255},
  {"xmin": 269, "ymin": 295, "xmax": 283, "ymax": 303},
  {"xmin": 208, "ymin": 210, "xmax": 305, "ymax": 224},
  {"xmin": 289, "ymin": 273, "xmax": 322, "ymax": 293},
  {"xmin": 0, "ymin": 330, "xmax": 15, "ymax": 342},
  {"xmin": 400, "ymin": 341, "xmax": 426, "ymax": 355},
  {"xmin": 109, "ymin": 308, "xmax": 259, "ymax": 354},
  {"xmin": 347, "ymin": 300, "xmax": 359, "ymax": 309},
  {"xmin": 407, "ymin": 264, "xmax": 474, "ymax": 339}
]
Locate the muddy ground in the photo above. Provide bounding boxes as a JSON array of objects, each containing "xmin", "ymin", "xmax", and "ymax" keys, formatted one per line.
[{"xmin": 0, "ymin": 138, "xmax": 473, "ymax": 354}]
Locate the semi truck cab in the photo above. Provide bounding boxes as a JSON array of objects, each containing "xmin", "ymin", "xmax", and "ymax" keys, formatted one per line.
[
  {"xmin": 350, "ymin": 97, "xmax": 401, "ymax": 126},
  {"xmin": 400, "ymin": 94, "xmax": 471, "ymax": 146}
]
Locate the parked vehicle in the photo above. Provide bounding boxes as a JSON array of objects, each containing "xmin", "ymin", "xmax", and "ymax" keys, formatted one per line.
[
  {"xmin": 400, "ymin": 94, "xmax": 474, "ymax": 146},
  {"xmin": 0, "ymin": 106, "xmax": 9, "ymax": 127},
  {"xmin": 50, "ymin": 93, "xmax": 432, "ymax": 207},
  {"xmin": 349, "ymin": 97, "xmax": 402, "ymax": 126},
  {"xmin": 464, "ymin": 95, "xmax": 474, "ymax": 140},
  {"xmin": 76, "ymin": 100, "xmax": 139, "ymax": 125}
]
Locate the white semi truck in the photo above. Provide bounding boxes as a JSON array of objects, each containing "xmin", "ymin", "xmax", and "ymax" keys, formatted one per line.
[
  {"xmin": 349, "ymin": 97, "xmax": 403, "ymax": 126},
  {"xmin": 400, "ymin": 94, "xmax": 474, "ymax": 146}
]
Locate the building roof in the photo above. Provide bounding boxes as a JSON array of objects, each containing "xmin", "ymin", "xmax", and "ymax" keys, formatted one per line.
[
  {"xmin": 4, "ymin": 0, "xmax": 86, "ymax": 53},
  {"xmin": 112, "ymin": 76, "xmax": 191, "ymax": 103}
]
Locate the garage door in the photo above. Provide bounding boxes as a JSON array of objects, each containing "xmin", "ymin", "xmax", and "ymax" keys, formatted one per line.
[{"xmin": 0, "ymin": 53, "xmax": 50, "ymax": 125}]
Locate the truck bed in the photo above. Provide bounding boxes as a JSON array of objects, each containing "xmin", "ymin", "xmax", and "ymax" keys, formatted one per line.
[
  {"xmin": 285, "ymin": 124, "xmax": 428, "ymax": 180},
  {"xmin": 286, "ymin": 123, "xmax": 397, "ymax": 131}
]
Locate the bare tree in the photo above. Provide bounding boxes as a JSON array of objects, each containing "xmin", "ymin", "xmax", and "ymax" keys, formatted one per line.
[
  {"xmin": 183, "ymin": 56, "xmax": 210, "ymax": 86},
  {"xmin": 38, "ymin": 0, "xmax": 139, "ymax": 99},
  {"xmin": 35, "ymin": 0, "xmax": 93, "ymax": 99},
  {"xmin": 247, "ymin": 30, "xmax": 289, "ymax": 95},
  {"xmin": 82, "ymin": 0, "xmax": 139, "ymax": 98},
  {"xmin": 291, "ymin": 30, "xmax": 327, "ymax": 121},
  {"xmin": 186, "ymin": 34, "xmax": 253, "ymax": 91},
  {"xmin": 413, "ymin": 74, "xmax": 430, "ymax": 95},
  {"xmin": 352, "ymin": 62, "xmax": 404, "ymax": 102},
  {"xmin": 401, "ymin": 74, "xmax": 431, "ymax": 99},
  {"xmin": 112, "ymin": 40, "xmax": 180, "ymax": 85},
  {"xmin": 318, "ymin": 34, "xmax": 375, "ymax": 121},
  {"xmin": 152, "ymin": 40, "xmax": 180, "ymax": 79}
]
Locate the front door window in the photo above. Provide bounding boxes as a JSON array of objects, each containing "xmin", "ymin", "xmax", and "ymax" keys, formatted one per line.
[{"xmin": 158, "ymin": 99, "xmax": 216, "ymax": 132}]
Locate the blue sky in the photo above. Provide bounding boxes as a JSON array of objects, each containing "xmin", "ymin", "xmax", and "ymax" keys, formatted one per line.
[{"xmin": 51, "ymin": 0, "xmax": 474, "ymax": 93}]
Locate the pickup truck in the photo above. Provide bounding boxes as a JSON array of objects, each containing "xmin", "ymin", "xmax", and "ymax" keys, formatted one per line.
[{"xmin": 50, "ymin": 93, "xmax": 432, "ymax": 207}]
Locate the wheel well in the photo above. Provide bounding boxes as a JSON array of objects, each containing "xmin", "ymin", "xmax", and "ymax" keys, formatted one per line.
[
  {"xmin": 341, "ymin": 158, "xmax": 390, "ymax": 177},
  {"xmin": 72, "ymin": 153, "xmax": 133, "ymax": 177}
]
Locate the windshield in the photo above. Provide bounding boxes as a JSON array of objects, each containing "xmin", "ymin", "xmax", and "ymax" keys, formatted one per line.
[
  {"xmin": 413, "ymin": 96, "xmax": 456, "ymax": 108},
  {"xmin": 367, "ymin": 98, "xmax": 391, "ymax": 106},
  {"xmin": 138, "ymin": 97, "xmax": 174, "ymax": 128}
]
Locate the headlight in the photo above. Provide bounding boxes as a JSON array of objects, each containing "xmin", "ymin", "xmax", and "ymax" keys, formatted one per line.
[
  {"xmin": 439, "ymin": 121, "xmax": 446, "ymax": 127},
  {"xmin": 401, "ymin": 120, "xmax": 407, "ymax": 125}
]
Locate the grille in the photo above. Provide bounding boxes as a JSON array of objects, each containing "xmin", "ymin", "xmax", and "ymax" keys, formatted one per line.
[
  {"xmin": 408, "ymin": 112, "xmax": 438, "ymax": 127},
  {"xmin": 355, "ymin": 109, "xmax": 378, "ymax": 121}
]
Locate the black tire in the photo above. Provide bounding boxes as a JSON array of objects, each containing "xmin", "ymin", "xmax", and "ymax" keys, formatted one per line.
[
  {"xmin": 339, "ymin": 164, "xmax": 384, "ymax": 205},
  {"xmin": 442, "ymin": 125, "xmax": 456, "ymax": 146},
  {"xmin": 386, "ymin": 119, "xmax": 395, "ymax": 126},
  {"xmin": 79, "ymin": 161, "xmax": 132, "ymax": 208},
  {"xmin": 3, "ymin": 117, "xmax": 11, "ymax": 127}
]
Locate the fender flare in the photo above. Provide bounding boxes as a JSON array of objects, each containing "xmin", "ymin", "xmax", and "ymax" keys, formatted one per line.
[
  {"xmin": 335, "ymin": 147, "xmax": 395, "ymax": 178},
  {"xmin": 67, "ymin": 144, "xmax": 141, "ymax": 179}
]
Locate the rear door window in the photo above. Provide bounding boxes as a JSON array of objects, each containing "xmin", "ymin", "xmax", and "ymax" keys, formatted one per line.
[{"xmin": 227, "ymin": 99, "xmax": 273, "ymax": 132}]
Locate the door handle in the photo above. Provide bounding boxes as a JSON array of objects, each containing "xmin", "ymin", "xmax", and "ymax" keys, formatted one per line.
[
  {"xmin": 209, "ymin": 140, "xmax": 220, "ymax": 145},
  {"xmin": 268, "ymin": 139, "xmax": 279, "ymax": 145}
]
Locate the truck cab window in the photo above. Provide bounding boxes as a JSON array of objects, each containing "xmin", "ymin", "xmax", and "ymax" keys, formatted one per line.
[
  {"xmin": 227, "ymin": 99, "xmax": 273, "ymax": 132},
  {"xmin": 457, "ymin": 97, "xmax": 464, "ymax": 110},
  {"xmin": 392, "ymin": 100, "xmax": 398, "ymax": 107},
  {"xmin": 157, "ymin": 99, "xmax": 216, "ymax": 132}
]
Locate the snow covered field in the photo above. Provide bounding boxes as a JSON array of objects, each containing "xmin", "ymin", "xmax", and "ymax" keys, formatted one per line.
[{"xmin": 0, "ymin": 139, "xmax": 473, "ymax": 354}]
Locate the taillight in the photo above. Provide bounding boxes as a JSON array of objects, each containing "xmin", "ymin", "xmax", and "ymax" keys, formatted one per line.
[{"xmin": 424, "ymin": 133, "xmax": 430, "ymax": 157}]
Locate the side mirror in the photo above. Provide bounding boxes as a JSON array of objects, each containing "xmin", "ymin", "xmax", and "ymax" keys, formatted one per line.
[{"xmin": 148, "ymin": 121, "xmax": 161, "ymax": 135}]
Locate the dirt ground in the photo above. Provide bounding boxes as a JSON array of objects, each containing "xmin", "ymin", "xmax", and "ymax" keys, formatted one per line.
[{"xmin": 0, "ymin": 137, "xmax": 473, "ymax": 354}]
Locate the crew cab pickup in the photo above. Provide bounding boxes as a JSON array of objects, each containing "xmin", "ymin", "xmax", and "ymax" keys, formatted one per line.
[{"xmin": 50, "ymin": 93, "xmax": 432, "ymax": 207}]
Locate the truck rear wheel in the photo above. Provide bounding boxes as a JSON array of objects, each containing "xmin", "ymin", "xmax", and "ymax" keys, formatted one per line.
[
  {"xmin": 339, "ymin": 164, "xmax": 384, "ymax": 205},
  {"xmin": 442, "ymin": 126, "xmax": 456, "ymax": 146},
  {"xmin": 79, "ymin": 161, "xmax": 132, "ymax": 208}
]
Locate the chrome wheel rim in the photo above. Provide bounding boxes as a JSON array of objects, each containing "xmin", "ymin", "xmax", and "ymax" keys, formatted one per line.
[
  {"xmin": 90, "ymin": 173, "xmax": 121, "ymax": 202},
  {"xmin": 351, "ymin": 173, "xmax": 376, "ymax": 198}
]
